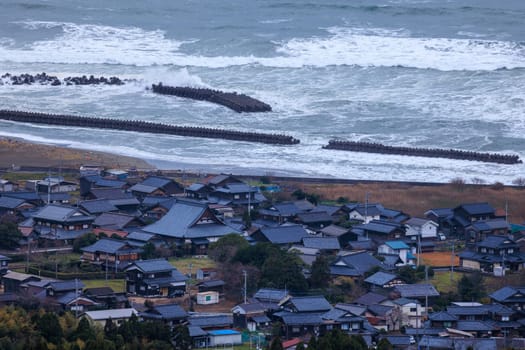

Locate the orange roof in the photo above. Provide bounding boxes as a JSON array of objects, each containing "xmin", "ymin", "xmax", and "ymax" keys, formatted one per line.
[{"xmin": 282, "ymin": 338, "xmax": 302, "ymax": 349}]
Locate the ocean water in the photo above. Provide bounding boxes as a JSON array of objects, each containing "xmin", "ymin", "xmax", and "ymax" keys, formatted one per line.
[{"xmin": 0, "ymin": 0, "xmax": 524, "ymax": 183}]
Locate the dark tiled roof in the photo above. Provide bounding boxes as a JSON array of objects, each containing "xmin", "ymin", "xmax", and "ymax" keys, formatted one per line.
[
  {"xmin": 289, "ymin": 296, "xmax": 331, "ymax": 312},
  {"xmin": 189, "ymin": 314, "xmax": 233, "ymax": 328},
  {"xmin": 93, "ymin": 212, "xmax": 137, "ymax": 229},
  {"xmin": 469, "ymin": 219, "xmax": 509, "ymax": 232},
  {"xmin": 126, "ymin": 231, "xmax": 156, "ymax": 242},
  {"xmin": 379, "ymin": 336, "xmax": 411, "ymax": 346},
  {"xmin": 198, "ymin": 280, "xmax": 225, "ymax": 288},
  {"xmin": 456, "ymin": 320, "xmax": 495, "ymax": 332},
  {"xmin": 333, "ymin": 251, "xmax": 384, "ymax": 277},
  {"xmin": 142, "ymin": 303, "xmax": 187, "ymax": 320},
  {"xmin": 48, "ymin": 279, "xmax": 85, "ymax": 292},
  {"xmin": 354, "ymin": 292, "xmax": 387, "ymax": 306},
  {"xmin": 126, "ymin": 259, "xmax": 175, "ymax": 273},
  {"xmin": 395, "ymin": 284, "xmax": 439, "ymax": 298},
  {"xmin": 81, "ymin": 238, "xmax": 135, "ymax": 254},
  {"xmin": 429, "ymin": 311, "xmax": 458, "ymax": 321},
  {"xmin": 279, "ymin": 312, "xmax": 324, "ymax": 326},
  {"xmin": 302, "ymin": 237, "xmax": 340, "ymax": 250},
  {"xmin": 33, "ymin": 204, "xmax": 94, "ymax": 223},
  {"xmin": 90, "ymin": 188, "xmax": 133, "ymax": 200},
  {"xmin": 142, "ymin": 199, "xmax": 237, "ymax": 239},
  {"xmin": 296, "ymin": 211, "xmax": 333, "ymax": 224},
  {"xmin": 490, "ymin": 286, "xmax": 525, "ymax": 302},
  {"xmin": 0, "ymin": 196, "xmax": 26, "ymax": 209},
  {"xmin": 456, "ymin": 202, "xmax": 495, "ymax": 216},
  {"xmin": 258, "ymin": 225, "xmax": 309, "ymax": 244},
  {"xmin": 364, "ymin": 271, "xmax": 398, "ymax": 286},
  {"xmin": 79, "ymin": 199, "xmax": 118, "ymax": 214},
  {"xmin": 253, "ymin": 288, "xmax": 288, "ymax": 303},
  {"xmin": 425, "ymin": 208, "xmax": 453, "ymax": 218},
  {"xmin": 367, "ymin": 304, "xmax": 393, "ymax": 317},
  {"xmin": 141, "ymin": 176, "xmax": 173, "ymax": 189},
  {"xmin": 320, "ymin": 225, "xmax": 349, "ymax": 237}
]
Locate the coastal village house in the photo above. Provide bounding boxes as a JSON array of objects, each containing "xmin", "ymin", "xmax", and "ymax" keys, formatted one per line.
[
  {"xmin": 140, "ymin": 198, "xmax": 239, "ymax": 255},
  {"xmin": 125, "ymin": 258, "xmax": 188, "ymax": 297}
]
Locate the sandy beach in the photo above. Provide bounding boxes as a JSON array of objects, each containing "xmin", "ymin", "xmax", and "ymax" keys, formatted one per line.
[{"xmin": 0, "ymin": 137, "xmax": 155, "ymax": 171}]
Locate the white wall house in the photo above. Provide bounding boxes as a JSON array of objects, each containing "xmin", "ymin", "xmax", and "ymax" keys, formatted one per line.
[
  {"xmin": 378, "ymin": 241, "xmax": 415, "ymax": 266},
  {"xmin": 405, "ymin": 218, "xmax": 439, "ymax": 239}
]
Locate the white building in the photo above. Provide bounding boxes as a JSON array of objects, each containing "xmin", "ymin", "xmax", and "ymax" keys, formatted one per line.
[{"xmin": 405, "ymin": 218, "xmax": 439, "ymax": 240}]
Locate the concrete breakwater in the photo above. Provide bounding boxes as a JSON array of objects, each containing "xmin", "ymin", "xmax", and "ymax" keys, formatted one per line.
[
  {"xmin": 0, "ymin": 110, "xmax": 299, "ymax": 145},
  {"xmin": 1, "ymin": 73, "xmax": 125, "ymax": 86},
  {"xmin": 151, "ymin": 83, "xmax": 272, "ymax": 113},
  {"xmin": 323, "ymin": 140, "xmax": 522, "ymax": 165}
]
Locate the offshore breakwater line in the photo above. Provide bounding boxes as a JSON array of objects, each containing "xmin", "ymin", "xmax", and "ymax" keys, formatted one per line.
[
  {"xmin": 0, "ymin": 110, "xmax": 299, "ymax": 145},
  {"xmin": 323, "ymin": 140, "xmax": 522, "ymax": 165}
]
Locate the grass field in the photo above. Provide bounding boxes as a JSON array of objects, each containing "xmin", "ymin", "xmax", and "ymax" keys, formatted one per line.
[
  {"xmin": 82, "ymin": 279, "xmax": 126, "ymax": 293},
  {"xmin": 168, "ymin": 256, "xmax": 216, "ymax": 276},
  {"xmin": 426, "ymin": 271, "xmax": 465, "ymax": 294}
]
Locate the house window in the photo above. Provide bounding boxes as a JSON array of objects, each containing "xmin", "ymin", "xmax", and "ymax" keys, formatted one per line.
[
  {"xmin": 83, "ymin": 224, "xmax": 89, "ymax": 229},
  {"xmin": 292, "ymin": 327, "xmax": 300, "ymax": 333},
  {"xmin": 341, "ymin": 324, "xmax": 349, "ymax": 330},
  {"xmin": 502, "ymin": 316, "xmax": 509, "ymax": 321},
  {"xmin": 466, "ymin": 315, "xmax": 475, "ymax": 321},
  {"xmin": 480, "ymin": 247, "xmax": 487, "ymax": 253},
  {"xmin": 410, "ymin": 308, "xmax": 417, "ymax": 313},
  {"xmin": 444, "ymin": 321, "xmax": 452, "ymax": 328},
  {"xmin": 508, "ymin": 249, "xmax": 514, "ymax": 254},
  {"xmin": 69, "ymin": 225, "xmax": 74, "ymax": 230},
  {"xmin": 351, "ymin": 323, "xmax": 360, "ymax": 330},
  {"xmin": 234, "ymin": 194, "xmax": 240, "ymax": 199},
  {"xmin": 326, "ymin": 325, "xmax": 333, "ymax": 330}
]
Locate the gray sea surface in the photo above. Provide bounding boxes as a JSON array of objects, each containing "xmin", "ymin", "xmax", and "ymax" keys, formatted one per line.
[{"xmin": 0, "ymin": 0, "xmax": 524, "ymax": 183}]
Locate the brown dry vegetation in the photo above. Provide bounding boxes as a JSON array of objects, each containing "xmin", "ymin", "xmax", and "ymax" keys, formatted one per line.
[
  {"xmin": 419, "ymin": 252, "xmax": 459, "ymax": 267},
  {"xmin": 284, "ymin": 181, "xmax": 525, "ymax": 223}
]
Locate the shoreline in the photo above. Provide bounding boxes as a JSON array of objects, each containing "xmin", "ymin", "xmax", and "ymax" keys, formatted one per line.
[{"xmin": 0, "ymin": 136, "xmax": 155, "ymax": 171}]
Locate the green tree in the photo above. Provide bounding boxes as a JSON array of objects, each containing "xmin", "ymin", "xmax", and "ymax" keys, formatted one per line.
[
  {"xmin": 261, "ymin": 251, "xmax": 308, "ymax": 292},
  {"xmin": 38, "ymin": 312, "xmax": 63, "ymax": 345},
  {"xmin": 307, "ymin": 336, "xmax": 318, "ymax": 350},
  {"xmin": 104, "ymin": 317, "xmax": 118, "ymax": 342},
  {"xmin": 458, "ymin": 272, "xmax": 485, "ymax": 301},
  {"xmin": 173, "ymin": 324, "xmax": 191, "ymax": 350},
  {"xmin": 309, "ymin": 255, "xmax": 331, "ymax": 289},
  {"xmin": 141, "ymin": 242, "xmax": 158, "ymax": 260},
  {"xmin": 296, "ymin": 342, "xmax": 305, "ymax": 350},
  {"xmin": 72, "ymin": 232, "xmax": 97, "ymax": 253},
  {"xmin": 377, "ymin": 338, "xmax": 394, "ymax": 350},
  {"xmin": 269, "ymin": 336, "xmax": 284, "ymax": 350},
  {"xmin": 209, "ymin": 233, "xmax": 249, "ymax": 263},
  {"xmin": 73, "ymin": 317, "xmax": 95, "ymax": 342},
  {"xmin": 0, "ymin": 222, "xmax": 22, "ymax": 249}
]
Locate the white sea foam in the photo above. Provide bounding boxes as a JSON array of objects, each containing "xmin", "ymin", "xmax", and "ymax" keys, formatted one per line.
[
  {"xmin": 275, "ymin": 26, "xmax": 525, "ymax": 71},
  {"xmin": 1, "ymin": 21, "xmax": 523, "ymax": 71}
]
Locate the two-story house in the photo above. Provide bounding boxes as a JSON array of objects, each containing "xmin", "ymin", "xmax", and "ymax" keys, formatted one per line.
[
  {"xmin": 81, "ymin": 238, "xmax": 142, "ymax": 270},
  {"xmin": 351, "ymin": 220, "xmax": 406, "ymax": 244},
  {"xmin": 32, "ymin": 204, "xmax": 95, "ymax": 245},
  {"xmin": 458, "ymin": 235, "xmax": 525, "ymax": 273},
  {"xmin": 450, "ymin": 202, "xmax": 496, "ymax": 238},
  {"xmin": 125, "ymin": 258, "xmax": 188, "ymax": 297},
  {"xmin": 405, "ymin": 218, "xmax": 439, "ymax": 240},
  {"xmin": 141, "ymin": 199, "xmax": 239, "ymax": 254},
  {"xmin": 377, "ymin": 241, "xmax": 416, "ymax": 266}
]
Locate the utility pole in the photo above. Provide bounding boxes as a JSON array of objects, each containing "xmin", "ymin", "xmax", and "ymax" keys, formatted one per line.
[
  {"xmin": 243, "ymin": 270, "xmax": 247, "ymax": 304},
  {"xmin": 450, "ymin": 240, "xmax": 455, "ymax": 282}
]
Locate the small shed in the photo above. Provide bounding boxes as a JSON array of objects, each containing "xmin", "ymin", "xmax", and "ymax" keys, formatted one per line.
[
  {"xmin": 197, "ymin": 291, "xmax": 219, "ymax": 305},
  {"xmin": 208, "ymin": 329, "xmax": 242, "ymax": 347}
]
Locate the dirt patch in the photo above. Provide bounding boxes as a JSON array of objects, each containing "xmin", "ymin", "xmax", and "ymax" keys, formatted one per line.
[{"xmin": 419, "ymin": 252, "xmax": 459, "ymax": 267}]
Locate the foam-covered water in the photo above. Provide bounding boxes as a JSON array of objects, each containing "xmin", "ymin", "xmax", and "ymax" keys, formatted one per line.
[{"xmin": 0, "ymin": 0, "xmax": 524, "ymax": 184}]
